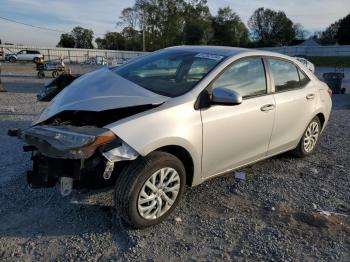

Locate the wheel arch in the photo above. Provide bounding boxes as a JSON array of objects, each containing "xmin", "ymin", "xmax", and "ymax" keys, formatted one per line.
[
  {"xmin": 315, "ymin": 112, "xmax": 325, "ymax": 129},
  {"xmin": 154, "ymin": 145, "xmax": 195, "ymax": 186},
  {"xmin": 294, "ymin": 110, "xmax": 328, "ymax": 149}
]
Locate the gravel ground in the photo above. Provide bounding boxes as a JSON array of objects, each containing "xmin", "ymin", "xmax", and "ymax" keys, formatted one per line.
[{"xmin": 0, "ymin": 78, "xmax": 349, "ymax": 261}]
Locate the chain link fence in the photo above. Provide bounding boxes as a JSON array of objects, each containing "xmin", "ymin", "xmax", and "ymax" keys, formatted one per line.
[{"xmin": 0, "ymin": 45, "xmax": 147, "ymax": 65}]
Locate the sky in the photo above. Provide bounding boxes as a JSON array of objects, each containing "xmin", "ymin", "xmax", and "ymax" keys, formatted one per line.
[{"xmin": 0, "ymin": 0, "xmax": 349, "ymax": 47}]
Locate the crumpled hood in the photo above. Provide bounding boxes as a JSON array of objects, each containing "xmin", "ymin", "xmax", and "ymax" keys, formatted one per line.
[{"xmin": 34, "ymin": 67, "xmax": 168, "ymax": 125}]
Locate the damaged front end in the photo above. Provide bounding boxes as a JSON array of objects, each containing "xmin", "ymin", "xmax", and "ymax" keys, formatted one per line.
[
  {"xmin": 9, "ymin": 67, "xmax": 168, "ymax": 196},
  {"xmin": 18, "ymin": 124, "xmax": 139, "ymax": 196}
]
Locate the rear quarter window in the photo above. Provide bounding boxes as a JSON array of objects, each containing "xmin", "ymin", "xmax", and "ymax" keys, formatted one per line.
[{"xmin": 298, "ymin": 69, "xmax": 310, "ymax": 87}]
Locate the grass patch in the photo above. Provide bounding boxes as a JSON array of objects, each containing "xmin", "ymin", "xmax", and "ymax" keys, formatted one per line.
[{"xmin": 305, "ymin": 56, "xmax": 350, "ymax": 67}]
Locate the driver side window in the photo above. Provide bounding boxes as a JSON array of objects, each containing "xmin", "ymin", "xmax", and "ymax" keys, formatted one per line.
[{"xmin": 212, "ymin": 57, "xmax": 267, "ymax": 98}]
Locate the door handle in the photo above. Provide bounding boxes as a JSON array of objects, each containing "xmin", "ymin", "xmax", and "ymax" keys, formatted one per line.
[
  {"xmin": 306, "ymin": 93, "xmax": 315, "ymax": 100},
  {"xmin": 260, "ymin": 104, "xmax": 275, "ymax": 112}
]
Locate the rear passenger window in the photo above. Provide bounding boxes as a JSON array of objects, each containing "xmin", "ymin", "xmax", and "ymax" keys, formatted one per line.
[
  {"xmin": 212, "ymin": 57, "xmax": 267, "ymax": 98},
  {"xmin": 268, "ymin": 59, "xmax": 300, "ymax": 91}
]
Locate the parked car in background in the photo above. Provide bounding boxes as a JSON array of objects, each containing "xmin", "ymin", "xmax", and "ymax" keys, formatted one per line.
[
  {"xmin": 295, "ymin": 57, "xmax": 315, "ymax": 73},
  {"xmin": 11, "ymin": 46, "xmax": 332, "ymax": 228},
  {"xmin": 5, "ymin": 50, "xmax": 43, "ymax": 63}
]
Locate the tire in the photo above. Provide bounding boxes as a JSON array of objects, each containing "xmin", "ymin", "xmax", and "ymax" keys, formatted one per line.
[
  {"xmin": 292, "ymin": 116, "xmax": 321, "ymax": 158},
  {"xmin": 37, "ymin": 71, "xmax": 45, "ymax": 79},
  {"xmin": 52, "ymin": 71, "xmax": 59, "ymax": 78},
  {"xmin": 33, "ymin": 57, "xmax": 40, "ymax": 63},
  {"xmin": 114, "ymin": 151, "xmax": 186, "ymax": 229},
  {"xmin": 9, "ymin": 57, "xmax": 16, "ymax": 63}
]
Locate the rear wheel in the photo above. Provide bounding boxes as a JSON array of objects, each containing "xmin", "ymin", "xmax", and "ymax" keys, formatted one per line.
[
  {"xmin": 33, "ymin": 57, "xmax": 40, "ymax": 63},
  {"xmin": 37, "ymin": 71, "xmax": 45, "ymax": 79},
  {"xmin": 52, "ymin": 70, "xmax": 59, "ymax": 78},
  {"xmin": 292, "ymin": 116, "xmax": 321, "ymax": 157},
  {"xmin": 114, "ymin": 151, "xmax": 186, "ymax": 228}
]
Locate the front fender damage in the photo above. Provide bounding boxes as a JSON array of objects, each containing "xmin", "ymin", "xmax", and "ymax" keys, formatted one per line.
[
  {"xmin": 22, "ymin": 129, "xmax": 140, "ymax": 196},
  {"xmin": 101, "ymin": 142, "xmax": 138, "ymax": 180},
  {"xmin": 15, "ymin": 104, "xmax": 161, "ymax": 196}
]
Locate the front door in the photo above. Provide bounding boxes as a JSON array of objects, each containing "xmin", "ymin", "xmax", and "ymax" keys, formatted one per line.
[
  {"xmin": 201, "ymin": 57, "xmax": 275, "ymax": 178},
  {"xmin": 17, "ymin": 50, "xmax": 27, "ymax": 60}
]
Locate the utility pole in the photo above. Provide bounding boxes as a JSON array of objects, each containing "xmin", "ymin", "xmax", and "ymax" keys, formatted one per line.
[
  {"xmin": 142, "ymin": 10, "xmax": 146, "ymax": 52},
  {"xmin": 0, "ymin": 62, "xmax": 6, "ymax": 92},
  {"xmin": 143, "ymin": 27, "xmax": 146, "ymax": 52}
]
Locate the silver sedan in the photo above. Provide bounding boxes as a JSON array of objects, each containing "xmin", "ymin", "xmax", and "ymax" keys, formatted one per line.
[{"xmin": 17, "ymin": 46, "xmax": 332, "ymax": 228}]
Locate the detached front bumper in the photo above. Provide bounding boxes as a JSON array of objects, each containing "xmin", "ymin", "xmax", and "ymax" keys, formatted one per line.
[
  {"xmin": 9, "ymin": 125, "xmax": 138, "ymax": 194},
  {"xmin": 28, "ymin": 153, "xmax": 83, "ymax": 189}
]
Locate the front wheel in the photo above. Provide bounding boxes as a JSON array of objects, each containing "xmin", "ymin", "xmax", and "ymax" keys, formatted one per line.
[
  {"xmin": 292, "ymin": 116, "xmax": 321, "ymax": 157},
  {"xmin": 37, "ymin": 70, "xmax": 45, "ymax": 79},
  {"xmin": 52, "ymin": 70, "xmax": 59, "ymax": 78},
  {"xmin": 114, "ymin": 151, "xmax": 186, "ymax": 228}
]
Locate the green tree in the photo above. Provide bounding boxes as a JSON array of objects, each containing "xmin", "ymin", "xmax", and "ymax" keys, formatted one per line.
[
  {"xmin": 248, "ymin": 7, "xmax": 296, "ymax": 46},
  {"xmin": 121, "ymin": 27, "xmax": 142, "ymax": 51},
  {"xmin": 71, "ymin": 26, "xmax": 94, "ymax": 49},
  {"xmin": 183, "ymin": 0, "xmax": 212, "ymax": 45},
  {"xmin": 95, "ymin": 33, "xmax": 126, "ymax": 50},
  {"xmin": 57, "ymin": 33, "xmax": 75, "ymax": 48},
  {"xmin": 137, "ymin": 0, "xmax": 186, "ymax": 50},
  {"xmin": 118, "ymin": 6, "xmax": 143, "ymax": 50},
  {"xmin": 95, "ymin": 37, "xmax": 107, "ymax": 49},
  {"xmin": 118, "ymin": 0, "xmax": 187, "ymax": 51},
  {"xmin": 293, "ymin": 23, "xmax": 309, "ymax": 40},
  {"xmin": 337, "ymin": 13, "xmax": 350, "ymax": 45},
  {"xmin": 104, "ymin": 32, "xmax": 126, "ymax": 50},
  {"xmin": 118, "ymin": 7, "xmax": 139, "ymax": 29},
  {"xmin": 210, "ymin": 7, "xmax": 249, "ymax": 47},
  {"xmin": 318, "ymin": 20, "xmax": 341, "ymax": 45}
]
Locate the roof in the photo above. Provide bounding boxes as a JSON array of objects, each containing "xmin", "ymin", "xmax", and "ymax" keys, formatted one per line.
[
  {"xmin": 165, "ymin": 45, "xmax": 296, "ymax": 62},
  {"xmin": 165, "ymin": 45, "xmax": 253, "ymax": 57}
]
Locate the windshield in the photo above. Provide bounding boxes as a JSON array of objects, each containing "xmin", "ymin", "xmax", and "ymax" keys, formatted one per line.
[{"xmin": 112, "ymin": 50, "xmax": 225, "ymax": 97}]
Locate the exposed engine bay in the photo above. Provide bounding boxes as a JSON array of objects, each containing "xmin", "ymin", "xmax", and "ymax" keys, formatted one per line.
[
  {"xmin": 15, "ymin": 109, "xmax": 159, "ymax": 195},
  {"xmin": 9, "ymin": 67, "xmax": 169, "ymax": 196},
  {"xmin": 37, "ymin": 74, "xmax": 80, "ymax": 102},
  {"xmin": 41, "ymin": 105, "xmax": 157, "ymax": 127},
  {"xmin": 15, "ymin": 105, "xmax": 157, "ymax": 195}
]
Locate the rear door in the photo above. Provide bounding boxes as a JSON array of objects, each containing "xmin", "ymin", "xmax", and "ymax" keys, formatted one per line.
[
  {"xmin": 27, "ymin": 50, "xmax": 36, "ymax": 60},
  {"xmin": 266, "ymin": 58, "xmax": 316, "ymax": 155},
  {"xmin": 201, "ymin": 57, "xmax": 275, "ymax": 178}
]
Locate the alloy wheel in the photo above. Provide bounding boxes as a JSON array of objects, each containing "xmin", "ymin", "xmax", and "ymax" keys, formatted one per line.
[
  {"xmin": 137, "ymin": 167, "xmax": 180, "ymax": 220},
  {"xmin": 303, "ymin": 121, "xmax": 319, "ymax": 152}
]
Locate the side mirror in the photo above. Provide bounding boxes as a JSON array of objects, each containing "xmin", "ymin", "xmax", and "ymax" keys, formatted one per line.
[{"xmin": 211, "ymin": 88, "xmax": 242, "ymax": 105}]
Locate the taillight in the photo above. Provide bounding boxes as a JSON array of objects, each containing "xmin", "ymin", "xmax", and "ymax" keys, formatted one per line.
[{"xmin": 327, "ymin": 88, "xmax": 333, "ymax": 96}]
